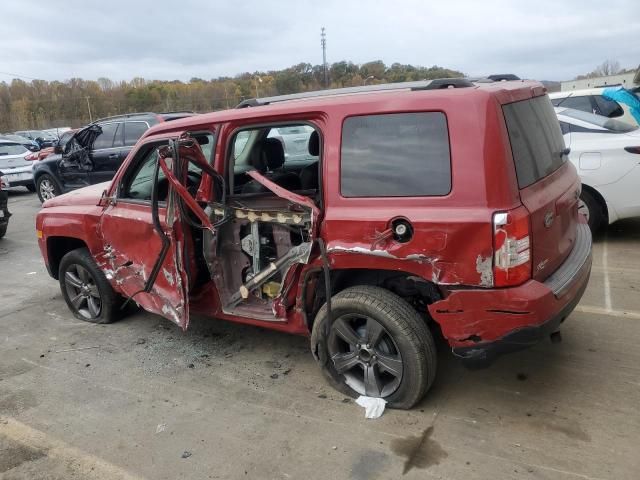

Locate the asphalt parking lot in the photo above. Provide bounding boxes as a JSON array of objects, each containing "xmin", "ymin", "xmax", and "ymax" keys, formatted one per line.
[{"xmin": 1, "ymin": 189, "xmax": 639, "ymax": 480}]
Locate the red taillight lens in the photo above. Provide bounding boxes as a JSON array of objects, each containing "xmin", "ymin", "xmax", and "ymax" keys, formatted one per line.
[
  {"xmin": 624, "ymin": 146, "xmax": 640, "ymax": 154},
  {"xmin": 493, "ymin": 206, "xmax": 531, "ymax": 287},
  {"xmin": 25, "ymin": 152, "xmax": 39, "ymax": 161}
]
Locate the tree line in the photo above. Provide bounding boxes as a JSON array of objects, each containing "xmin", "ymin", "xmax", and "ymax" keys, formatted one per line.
[{"xmin": 0, "ymin": 61, "xmax": 463, "ymax": 132}]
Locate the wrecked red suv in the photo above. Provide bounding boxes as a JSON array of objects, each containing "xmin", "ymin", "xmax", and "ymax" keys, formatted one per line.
[{"xmin": 36, "ymin": 79, "xmax": 592, "ymax": 409}]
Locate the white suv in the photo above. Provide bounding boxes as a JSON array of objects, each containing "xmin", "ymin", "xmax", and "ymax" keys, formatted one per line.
[{"xmin": 549, "ymin": 88, "xmax": 639, "ymax": 127}]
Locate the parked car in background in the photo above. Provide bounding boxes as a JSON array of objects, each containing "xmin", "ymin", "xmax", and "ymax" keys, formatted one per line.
[
  {"xmin": 26, "ymin": 129, "xmax": 77, "ymax": 161},
  {"xmin": 36, "ymin": 80, "xmax": 591, "ymax": 409},
  {"xmin": 549, "ymin": 87, "xmax": 640, "ymax": 127},
  {"xmin": 267, "ymin": 125, "xmax": 316, "ymax": 164},
  {"xmin": 0, "ymin": 171, "xmax": 10, "ymax": 239},
  {"xmin": 0, "ymin": 140, "xmax": 36, "ymax": 192},
  {"xmin": 32, "ymin": 112, "xmax": 193, "ymax": 202},
  {"xmin": 556, "ymin": 107, "xmax": 640, "ymax": 231},
  {"xmin": 0, "ymin": 134, "xmax": 40, "ymax": 152},
  {"xmin": 14, "ymin": 130, "xmax": 58, "ymax": 148}
]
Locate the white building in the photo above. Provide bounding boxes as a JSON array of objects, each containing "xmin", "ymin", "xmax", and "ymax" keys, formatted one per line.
[{"xmin": 561, "ymin": 68, "xmax": 639, "ymax": 92}]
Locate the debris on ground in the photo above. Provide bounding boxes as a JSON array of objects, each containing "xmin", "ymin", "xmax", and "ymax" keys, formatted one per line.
[
  {"xmin": 181, "ymin": 451, "xmax": 192, "ymax": 459},
  {"xmin": 356, "ymin": 396, "xmax": 387, "ymax": 419},
  {"xmin": 156, "ymin": 424, "xmax": 166, "ymax": 434}
]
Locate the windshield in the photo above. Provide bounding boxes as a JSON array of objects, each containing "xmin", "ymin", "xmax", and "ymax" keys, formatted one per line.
[
  {"xmin": 0, "ymin": 142, "xmax": 28, "ymax": 156},
  {"xmin": 559, "ymin": 107, "xmax": 637, "ymax": 133}
]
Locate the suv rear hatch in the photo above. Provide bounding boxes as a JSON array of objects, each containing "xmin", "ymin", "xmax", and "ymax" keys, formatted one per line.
[{"xmin": 503, "ymin": 95, "xmax": 580, "ymax": 282}]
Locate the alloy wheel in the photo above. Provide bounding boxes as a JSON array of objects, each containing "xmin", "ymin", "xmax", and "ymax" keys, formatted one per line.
[
  {"xmin": 39, "ymin": 178, "xmax": 57, "ymax": 200},
  {"xmin": 64, "ymin": 264, "xmax": 102, "ymax": 319},
  {"xmin": 327, "ymin": 313, "xmax": 403, "ymax": 397}
]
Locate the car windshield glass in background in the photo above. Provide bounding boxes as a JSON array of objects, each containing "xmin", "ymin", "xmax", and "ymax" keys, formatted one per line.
[
  {"xmin": 340, "ymin": 112, "xmax": 451, "ymax": 197},
  {"xmin": 503, "ymin": 96, "xmax": 567, "ymax": 189},
  {"xmin": 0, "ymin": 143, "xmax": 28, "ymax": 156},
  {"xmin": 558, "ymin": 96, "xmax": 593, "ymax": 113},
  {"xmin": 561, "ymin": 108, "xmax": 637, "ymax": 133}
]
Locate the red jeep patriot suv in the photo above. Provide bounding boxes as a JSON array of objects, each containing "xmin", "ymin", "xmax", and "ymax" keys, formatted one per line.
[{"xmin": 36, "ymin": 79, "xmax": 592, "ymax": 409}]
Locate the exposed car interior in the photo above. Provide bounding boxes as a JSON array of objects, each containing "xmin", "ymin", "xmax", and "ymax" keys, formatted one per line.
[{"xmin": 203, "ymin": 123, "xmax": 321, "ymax": 321}]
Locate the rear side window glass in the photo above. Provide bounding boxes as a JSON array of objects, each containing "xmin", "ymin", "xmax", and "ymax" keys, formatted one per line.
[
  {"xmin": 340, "ymin": 112, "xmax": 451, "ymax": 197},
  {"xmin": 593, "ymin": 95, "xmax": 624, "ymax": 118},
  {"xmin": 503, "ymin": 96, "xmax": 567, "ymax": 189},
  {"xmin": 559, "ymin": 96, "xmax": 593, "ymax": 113},
  {"xmin": 92, "ymin": 123, "xmax": 118, "ymax": 150},
  {"xmin": 124, "ymin": 122, "xmax": 149, "ymax": 146}
]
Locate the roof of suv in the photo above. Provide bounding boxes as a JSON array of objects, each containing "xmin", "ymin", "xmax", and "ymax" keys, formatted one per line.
[
  {"xmin": 144, "ymin": 79, "xmax": 545, "ymax": 140},
  {"xmin": 91, "ymin": 111, "xmax": 195, "ymax": 126}
]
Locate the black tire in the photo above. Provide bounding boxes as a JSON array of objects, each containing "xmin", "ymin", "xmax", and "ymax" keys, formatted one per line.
[
  {"xmin": 36, "ymin": 174, "xmax": 61, "ymax": 203},
  {"xmin": 0, "ymin": 223, "xmax": 6, "ymax": 239},
  {"xmin": 59, "ymin": 248, "xmax": 121, "ymax": 324},
  {"xmin": 311, "ymin": 285, "xmax": 437, "ymax": 409},
  {"xmin": 26, "ymin": 184, "xmax": 36, "ymax": 193},
  {"xmin": 579, "ymin": 189, "xmax": 605, "ymax": 233}
]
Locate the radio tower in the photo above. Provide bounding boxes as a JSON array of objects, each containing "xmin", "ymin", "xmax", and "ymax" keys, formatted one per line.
[{"xmin": 321, "ymin": 27, "xmax": 328, "ymax": 88}]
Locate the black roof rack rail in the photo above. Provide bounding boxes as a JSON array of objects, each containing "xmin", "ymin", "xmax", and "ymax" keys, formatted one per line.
[
  {"xmin": 487, "ymin": 74, "xmax": 520, "ymax": 82},
  {"xmin": 235, "ymin": 78, "xmax": 473, "ymax": 108},
  {"xmin": 159, "ymin": 110, "xmax": 195, "ymax": 115},
  {"xmin": 90, "ymin": 112, "xmax": 157, "ymax": 124}
]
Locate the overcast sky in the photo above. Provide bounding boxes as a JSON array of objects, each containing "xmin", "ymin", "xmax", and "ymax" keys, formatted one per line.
[{"xmin": 1, "ymin": 0, "xmax": 638, "ymax": 83}]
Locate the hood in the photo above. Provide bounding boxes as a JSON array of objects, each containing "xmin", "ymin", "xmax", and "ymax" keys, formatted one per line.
[{"xmin": 43, "ymin": 181, "xmax": 111, "ymax": 208}]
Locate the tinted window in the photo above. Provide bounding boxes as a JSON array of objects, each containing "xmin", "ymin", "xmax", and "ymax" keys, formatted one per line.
[
  {"xmin": 550, "ymin": 97, "xmax": 565, "ymax": 106},
  {"xmin": 112, "ymin": 123, "xmax": 124, "ymax": 147},
  {"xmin": 340, "ymin": 112, "xmax": 451, "ymax": 197},
  {"xmin": 560, "ymin": 96, "xmax": 594, "ymax": 113},
  {"xmin": 93, "ymin": 123, "xmax": 118, "ymax": 150},
  {"xmin": 593, "ymin": 95, "xmax": 624, "ymax": 118},
  {"xmin": 124, "ymin": 122, "xmax": 148, "ymax": 146},
  {"xmin": 503, "ymin": 96, "xmax": 567, "ymax": 189}
]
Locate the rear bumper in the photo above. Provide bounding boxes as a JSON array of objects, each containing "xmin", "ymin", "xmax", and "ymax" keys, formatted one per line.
[
  {"xmin": 428, "ymin": 222, "xmax": 592, "ymax": 368},
  {"xmin": 2, "ymin": 165, "xmax": 34, "ymax": 187}
]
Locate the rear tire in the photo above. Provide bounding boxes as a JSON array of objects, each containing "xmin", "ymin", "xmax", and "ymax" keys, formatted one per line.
[
  {"xmin": 59, "ymin": 248, "xmax": 121, "ymax": 324},
  {"xmin": 311, "ymin": 286, "xmax": 437, "ymax": 409},
  {"xmin": 36, "ymin": 174, "xmax": 61, "ymax": 203},
  {"xmin": 579, "ymin": 189, "xmax": 605, "ymax": 232}
]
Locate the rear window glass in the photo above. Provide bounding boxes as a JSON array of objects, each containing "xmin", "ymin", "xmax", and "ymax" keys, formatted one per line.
[
  {"xmin": 593, "ymin": 95, "xmax": 624, "ymax": 118},
  {"xmin": 560, "ymin": 108, "xmax": 637, "ymax": 133},
  {"xmin": 0, "ymin": 143, "xmax": 28, "ymax": 155},
  {"xmin": 340, "ymin": 112, "xmax": 451, "ymax": 197},
  {"xmin": 503, "ymin": 96, "xmax": 567, "ymax": 189}
]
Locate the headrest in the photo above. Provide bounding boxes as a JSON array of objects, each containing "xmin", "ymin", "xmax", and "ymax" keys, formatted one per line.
[
  {"xmin": 308, "ymin": 130, "xmax": 319, "ymax": 156},
  {"xmin": 250, "ymin": 137, "xmax": 285, "ymax": 172}
]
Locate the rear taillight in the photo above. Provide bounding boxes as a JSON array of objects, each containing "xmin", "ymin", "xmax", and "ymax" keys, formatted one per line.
[
  {"xmin": 493, "ymin": 206, "xmax": 531, "ymax": 287},
  {"xmin": 25, "ymin": 152, "xmax": 39, "ymax": 161},
  {"xmin": 624, "ymin": 146, "xmax": 640, "ymax": 154}
]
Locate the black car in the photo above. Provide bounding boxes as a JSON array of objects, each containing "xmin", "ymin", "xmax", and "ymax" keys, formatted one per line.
[
  {"xmin": 0, "ymin": 172, "xmax": 10, "ymax": 238},
  {"xmin": 32, "ymin": 112, "xmax": 193, "ymax": 202}
]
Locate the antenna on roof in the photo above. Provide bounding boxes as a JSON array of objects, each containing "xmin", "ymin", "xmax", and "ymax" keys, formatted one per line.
[{"xmin": 321, "ymin": 27, "xmax": 328, "ymax": 88}]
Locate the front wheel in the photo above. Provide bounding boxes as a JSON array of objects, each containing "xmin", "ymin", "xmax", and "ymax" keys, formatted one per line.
[
  {"xmin": 311, "ymin": 286, "xmax": 437, "ymax": 409},
  {"xmin": 36, "ymin": 174, "xmax": 61, "ymax": 203},
  {"xmin": 59, "ymin": 248, "xmax": 121, "ymax": 324}
]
